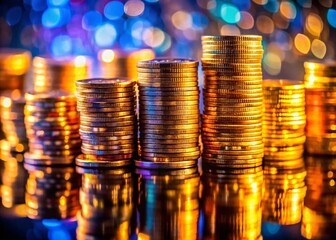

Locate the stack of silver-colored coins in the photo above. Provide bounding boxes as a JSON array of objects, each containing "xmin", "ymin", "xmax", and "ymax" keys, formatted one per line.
[
  {"xmin": 201, "ymin": 35, "xmax": 264, "ymax": 168},
  {"xmin": 33, "ymin": 56, "xmax": 89, "ymax": 93},
  {"xmin": 136, "ymin": 59, "xmax": 200, "ymax": 169},
  {"xmin": 263, "ymin": 80, "xmax": 306, "ymax": 166},
  {"xmin": 76, "ymin": 167, "xmax": 135, "ymax": 239},
  {"xmin": 75, "ymin": 78, "xmax": 137, "ymax": 167},
  {"xmin": 25, "ymin": 164, "xmax": 80, "ymax": 219},
  {"xmin": 24, "ymin": 91, "xmax": 81, "ymax": 165},
  {"xmin": 1, "ymin": 90, "xmax": 28, "ymax": 153}
]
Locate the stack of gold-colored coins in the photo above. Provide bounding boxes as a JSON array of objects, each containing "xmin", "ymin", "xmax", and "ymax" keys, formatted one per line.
[
  {"xmin": 76, "ymin": 167, "xmax": 135, "ymax": 239},
  {"xmin": 1, "ymin": 90, "xmax": 28, "ymax": 152},
  {"xmin": 33, "ymin": 56, "xmax": 89, "ymax": 93},
  {"xmin": 75, "ymin": 78, "xmax": 137, "ymax": 167},
  {"xmin": 24, "ymin": 91, "xmax": 81, "ymax": 165},
  {"xmin": 301, "ymin": 155, "xmax": 336, "ymax": 239},
  {"xmin": 137, "ymin": 168, "xmax": 200, "ymax": 239},
  {"xmin": 263, "ymin": 163, "xmax": 307, "ymax": 225},
  {"xmin": 201, "ymin": 35, "xmax": 264, "ymax": 168},
  {"xmin": 201, "ymin": 166, "xmax": 263, "ymax": 240},
  {"xmin": 304, "ymin": 61, "xmax": 336, "ymax": 155},
  {"xmin": 263, "ymin": 80, "xmax": 306, "ymax": 164},
  {"xmin": 25, "ymin": 164, "xmax": 80, "ymax": 219},
  {"xmin": 0, "ymin": 49, "xmax": 31, "ymax": 92},
  {"xmin": 136, "ymin": 59, "xmax": 200, "ymax": 169}
]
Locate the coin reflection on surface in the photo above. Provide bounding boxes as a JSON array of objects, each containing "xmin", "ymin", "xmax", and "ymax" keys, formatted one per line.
[
  {"xmin": 263, "ymin": 159, "xmax": 306, "ymax": 225},
  {"xmin": 137, "ymin": 167, "xmax": 200, "ymax": 240},
  {"xmin": 200, "ymin": 166, "xmax": 263, "ymax": 240},
  {"xmin": 76, "ymin": 166, "xmax": 136, "ymax": 239},
  {"xmin": 301, "ymin": 155, "xmax": 336, "ymax": 239},
  {"xmin": 24, "ymin": 163, "xmax": 80, "ymax": 219}
]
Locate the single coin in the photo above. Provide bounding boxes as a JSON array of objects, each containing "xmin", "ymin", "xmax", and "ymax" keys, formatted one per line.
[
  {"xmin": 139, "ymin": 109, "xmax": 199, "ymax": 116},
  {"xmin": 75, "ymin": 154, "xmax": 133, "ymax": 167},
  {"xmin": 140, "ymin": 137, "xmax": 199, "ymax": 145},
  {"xmin": 76, "ymin": 78, "xmax": 135, "ymax": 88},
  {"xmin": 79, "ymin": 134, "xmax": 134, "ymax": 142},
  {"xmin": 138, "ymin": 72, "xmax": 198, "ymax": 78},
  {"xmin": 140, "ymin": 151, "xmax": 200, "ymax": 158},
  {"xmin": 81, "ymin": 147, "xmax": 135, "ymax": 155},
  {"xmin": 79, "ymin": 125, "xmax": 135, "ymax": 133},
  {"xmin": 135, "ymin": 159, "xmax": 197, "ymax": 169},
  {"xmin": 137, "ymin": 76, "xmax": 198, "ymax": 83},
  {"xmin": 76, "ymin": 96, "xmax": 135, "ymax": 103},
  {"xmin": 140, "ymin": 133, "xmax": 199, "ymax": 140},
  {"xmin": 139, "ymin": 95, "xmax": 199, "ymax": 101},
  {"xmin": 138, "ymin": 81, "xmax": 198, "ymax": 88},
  {"xmin": 76, "ymin": 86, "xmax": 134, "ymax": 94},
  {"xmin": 81, "ymin": 143, "xmax": 135, "ymax": 150},
  {"xmin": 76, "ymin": 101, "xmax": 135, "ymax": 108},
  {"xmin": 137, "ymin": 67, "xmax": 198, "ymax": 73},
  {"xmin": 80, "ymin": 120, "xmax": 136, "ymax": 128},
  {"xmin": 139, "ymin": 104, "xmax": 199, "ymax": 112},
  {"xmin": 137, "ymin": 58, "xmax": 198, "ymax": 68}
]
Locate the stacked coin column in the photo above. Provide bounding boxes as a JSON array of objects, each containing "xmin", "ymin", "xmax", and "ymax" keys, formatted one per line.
[
  {"xmin": 201, "ymin": 35, "xmax": 264, "ymax": 168},
  {"xmin": 75, "ymin": 78, "xmax": 137, "ymax": 167},
  {"xmin": 263, "ymin": 80, "xmax": 306, "ymax": 166},
  {"xmin": 136, "ymin": 59, "xmax": 200, "ymax": 169},
  {"xmin": 24, "ymin": 92, "xmax": 81, "ymax": 165},
  {"xmin": 304, "ymin": 61, "xmax": 336, "ymax": 155}
]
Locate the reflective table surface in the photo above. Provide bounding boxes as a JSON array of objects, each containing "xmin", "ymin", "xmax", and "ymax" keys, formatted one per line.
[{"xmin": 0, "ymin": 151, "xmax": 335, "ymax": 240}]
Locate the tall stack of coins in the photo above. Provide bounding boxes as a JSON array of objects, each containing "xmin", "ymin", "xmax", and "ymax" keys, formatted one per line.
[
  {"xmin": 137, "ymin": 168, "xmax": 200, "ymax": 239},
  {"xmin": 75, "ymin": 78, "xmax": 137, "ymax": 167},
  {"xmin": 25, "ymin": 164, "xmax": 80, "ymax": 219},
  {"xmin": 263, "ymin": 80, "xmax": 306, "ymax": 164},
  {"xmin": 76, "ymin": 167, "xmax": 135, "ymax": 239},
  {"xmin": 136, "ymin": 59, "xmax": 200, "ymax": 169},
  {"xmin": 263, "ymin": 164, "xmax": 307, "ymax": 225},
  {"xmin": 24, "ymin": 91, "xmax": 81, "ymax": 165},
  {"xmin": 33, "ymin": 56, "xmax": 89, "ymax": 93},
  {"xmin": 1, "ymin": 90, "xmax": 28, "ymax": 152},
  {"xmin": 201, "ymin": 35, "xmax": 264, "ymax": 168},
  {"xmin": 0, "ymin": 49, "xmax": 31, "ymax": 92},
  {"xmin": 201, "ymin": 167, "xmax": 263, "ymax": 240},
  {"xmin": 304, "ymin": 61, "xmax": 336, "ymax": 155}
]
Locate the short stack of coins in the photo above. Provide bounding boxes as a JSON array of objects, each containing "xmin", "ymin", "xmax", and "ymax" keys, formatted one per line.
[
  {"xmin": 1, "ymin": 90, "xmax": 28, "ymax": 152},
  {"xmin": 201, "ymin": 35, "xmax": 264, "ymax": 168},
  {"xmin": 33, "ymin": 56, "xmax": 89, "ymax": 93},
  {"xmin": 136, "ymin": 59, "xmax": 200, "ymax": 169},
  {"xmin": 75, "ymin": 78, "xmax": 137, "ymax": 167},
  {"xmin": 24, "ymin": 164, "xmax": 80, "ymax": 219},
  {"xmin": 263, "ymin": 80, "xmax": 306, "ymax": 165},
  {"xmin": 304, "ymin": 61, "xmax": 336, "ymax": 155},
  {"xmin": 24, "ymin": 91, "xmax": 81, "ymax": 165}
]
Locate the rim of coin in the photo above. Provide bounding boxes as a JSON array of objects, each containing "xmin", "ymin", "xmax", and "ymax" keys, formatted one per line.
[
  {"xmin": 201, "ymin": 35, "xmax": 262, "ymax": 41},
  {"xmin": 75, "ymin": 154, "xmax": 132, "ymax": 168},
  {"xmin": 24, "ymin": 152, "xmax": 75, "ymax": 165},
  {"xmin": 137, "ymin": 58, "xmax": 198, "ymax": 68},
  {"xmin": 76, "ymin": 78, "xmax": 135, "ymax": 88},
  {"xmin": 134, "ymin": 159, "xmax": 197, "ymax": 169}
]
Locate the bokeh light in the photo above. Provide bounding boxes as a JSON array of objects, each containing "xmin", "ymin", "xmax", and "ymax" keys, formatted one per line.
[
  {"xmin": 94, "ymin": 23, "xmax": 117, "ymax": 48},
  {"xmin": 306, "ymin": 13, "xmax": 323, "ymax": 37},
  {"xmin": 220, "ymin": 4, "xmax": 241, "ymax": 24},
  {"xmin": 104, "ymin": 1, "xmax": 124, "ymax": 20},
  {"xmin": 327, "ymin": 9, "xmax": 336, "ymax": 28},
  {"xmin": 294, "ymin": 33, "xmax": 311, "ymax": 54}
]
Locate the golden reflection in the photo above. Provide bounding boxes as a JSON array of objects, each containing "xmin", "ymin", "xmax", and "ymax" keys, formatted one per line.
[
  {"xmin": 301, "ymin": 155, "xmax": 336, "ymax": 239},
  {"xmin": 76, "ymin": 167, "xmax": 135, "ymax": 239},
  {"xmin": 137, "ymin": 167, "xmax": 200, "ymax": 240},
  {"xmin": 294, "ymin": 34, "xmax": 310, "ymax": 54},
  {"xmin": 201, "ymin": 166, "xmax": 263, "ymax": 240}
]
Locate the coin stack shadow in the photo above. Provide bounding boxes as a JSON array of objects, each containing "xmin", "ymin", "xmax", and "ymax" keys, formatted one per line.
[
  {"xmin": 136, "ymin": 59, "xmax": 200, "ymax": 169},
  {"xmin": 263, "ymin": 163, "xmax": 307, "ymax": 225},
  {"xmin": 24, "ymin": 164, "xmax": 80, "ymax": 219},
  {"xmin": 304, "ymin": 61, "xmax": 336, "ymax": 155},
  {"xmin": 24, "ymin": 91, "xmax": 81, "ymax": 165},
  {"xmin": 75, "ymin": 78, "xmax": 137, "ymax": 168},
  {"xmin": 263, "ymin": 80, "xmax": 306, "ymax": 167},
  {"xmin": 33, "ymin": 56, "xmax": 89, "ymax": 93},
  {"xmin": 201, "ymin": 35, "xmax": 264, "ymax": 168},
  {"xmin": 76, "ymin": 167, "xmax": 135, "ymax": 239},
  {"xmin": 201, "ymin": 167, "xmax": 263, "ymax": 240},
  {"xmin": 1, "ymin": 90, "xmax": 28, "ymax": 153}
]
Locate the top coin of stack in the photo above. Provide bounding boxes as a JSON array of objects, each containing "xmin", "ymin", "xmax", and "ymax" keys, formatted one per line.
[
  {"xmin": 136, "ymin": 59, "xmax": 200, "ymax": 169},
  {"xmin": 201, "ymin": 35, "xmax": 264, "ymax": 168},
  {"xmin": 304, "ymin": 61, "xmax": 336, "ymax": 155},
  {"xmin": 263, "ymin": 80, "xmax": 306, "ymax": 164},
  {"xmin": 24, "ymin": 91, "xmax": 81, "ymax": 165},
  {"xmin": 33, "ymin": 56, "xmax": 90, "ymax": 93},
  {"xmin": 0, "ymin": 48, "xmax": 31, "ymax": 92},
  {"xmin": 75, "ymin": 78, "xmax": 137, "ymax": 168}
]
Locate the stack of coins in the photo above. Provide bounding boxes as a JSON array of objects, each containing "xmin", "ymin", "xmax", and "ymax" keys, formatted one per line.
[
  {"xmin": 24, "ymin": 91, "xmax": 81, "ymax": 165},
  {"xmin": 25, "ymin": 164, "xmax": 80, "ymax": 219},
  {"xmin": 263, "ymin": 80, "xmax": 306, "ymax": 164},
  {"xmin": 137, "ymin": 168, "xmax": 200, "ymax": 239},
  {"xmin": 304, "ymin": 61, "xmax": 336, "ymax": 155},
  {"xmin": 301, "ymin": 155, "xmax": 336, "ymax": 239},
  {"xmin": 1, "ymin": 90, "xmax": 28, "ymax": 152},
  {"xmin": 0, "ymin": 49, "xmax": 31, "ymax": 92},
  {"xmin": 201, "ymin": 35, "xmax": 264, "ymax": 168},
  {"xmin": 201, "ymin": 166, "xmax": 263, "ymax": 240},
  {"xmin": 263, "ymin": 164, "xmax": 307, "ymax": 225},
  {"xmin": 76, "ymin": 167, "xmax": 135, "ymax": 239},
  {"xmin": 75, "ymin": 78, "xmax": 137, "ymax": 167},
  {"xmin": 136, "ymin": 59, "xmax": 200, "ymax": 169},
  {"xmin": 33, "ymin": 56, "xmax": 89, "ymax": 93}
]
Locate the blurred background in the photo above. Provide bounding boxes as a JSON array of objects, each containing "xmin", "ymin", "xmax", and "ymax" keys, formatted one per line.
[{"xmin": 0, "ymin": 0, "xmax": 335, "ymax": 79}]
